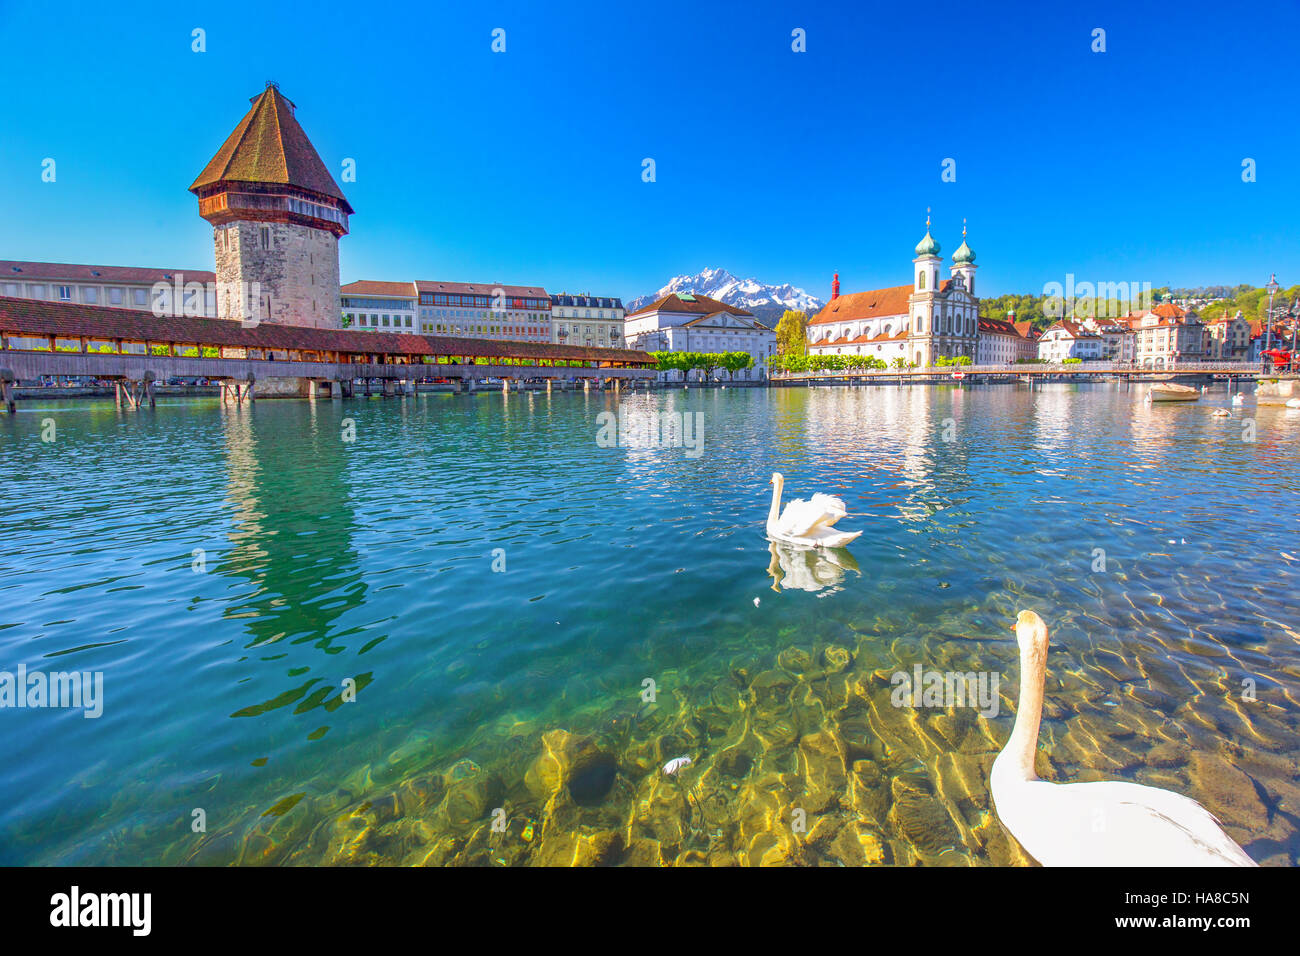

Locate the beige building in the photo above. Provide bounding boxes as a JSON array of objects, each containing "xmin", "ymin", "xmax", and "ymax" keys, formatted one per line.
[
  {"xmin": 340, "ymin": 281, "xmax": 417, "ymax": 331},
  {"xmin": 1120, "ymin": 302, "xmax": 1206, "ymax": 367},
  {"xmin": 550, "ymin": 294, "xmax": 625, "ymax": 348},
  {"xmin": 0, "ymin": 261, "xmax": 217, "ymax": 316},
  {"xmin": 1204, "ymin": 310, "xmax": 1252, "ymax": 360}
]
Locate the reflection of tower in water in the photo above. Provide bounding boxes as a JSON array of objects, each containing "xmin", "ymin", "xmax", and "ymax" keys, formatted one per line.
[{"xmin": 218, "ymin": 403, "xmax": 366, "ymax": 656}]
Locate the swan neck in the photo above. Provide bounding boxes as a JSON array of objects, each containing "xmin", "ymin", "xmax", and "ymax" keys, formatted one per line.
[
  {"xmin": 767, "ymin": 478, "xmax": 783, "ymax": 526},
  {"xmin": 1003, "ymin": 637, "xmax": 1046, "ymax": 781}
]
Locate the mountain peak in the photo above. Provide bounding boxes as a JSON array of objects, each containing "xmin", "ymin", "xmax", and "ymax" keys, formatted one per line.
[{"xmin": 629, "ymin": 268, "xmax": 823, "ymax": 323}]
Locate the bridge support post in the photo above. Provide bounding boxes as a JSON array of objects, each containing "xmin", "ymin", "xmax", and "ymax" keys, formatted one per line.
[
  {"xmin": 502, "ymin": 378, "xmax": 510, "ymax": 394},
  {"xmin": 583, "ymin": 379, "xmax": 590, "ymax": 392},
  {"xmin": 144, "ymin": 372, "xmax": 156, "ymax": 409},
  {"xmin": 546, "ymin": 379, "xmax": 551, "ymax": 394},
  {"xmin": 1, "ymin": 369, "xmax": 15, "ymax": 415},
  {"xmin": 382, "ymin": 379, "xmax": 395, "ymax": 398}
]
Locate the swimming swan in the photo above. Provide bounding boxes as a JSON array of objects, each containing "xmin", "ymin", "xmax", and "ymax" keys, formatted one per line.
[
  {"xmin": 766, "ymin": 473, "xmax": 862, "ymax": 549},
  {"xmin": 991, "ymin": 610, "xmax": 1256, "ymax": 867}
]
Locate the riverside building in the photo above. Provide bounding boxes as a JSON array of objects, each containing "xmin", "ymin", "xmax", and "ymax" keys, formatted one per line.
[
  {"xmin": 550, "ymin": 293, "xmax": 625, "ymax": 348},
  {"xmin": 343, "ymin": 280, "xmax": 551, "ymax": 341},
  {"xmin": 0, "ymin": 261, "xmax": 217, "ymax": 317},
  {"xmin": 624, "ymin": 292, "xmax": 775, "ymax": 381}
]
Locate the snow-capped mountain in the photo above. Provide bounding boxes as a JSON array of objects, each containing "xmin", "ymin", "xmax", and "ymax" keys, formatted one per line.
[{"xmin": 627, "ymin": 268, "xmax": 824, "ymax": 325}]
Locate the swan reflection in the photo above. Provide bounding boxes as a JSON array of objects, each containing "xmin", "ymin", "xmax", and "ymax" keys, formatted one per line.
[{"xmin": 766, "ymin": 539, "xmax": 860, "ymax": 594}]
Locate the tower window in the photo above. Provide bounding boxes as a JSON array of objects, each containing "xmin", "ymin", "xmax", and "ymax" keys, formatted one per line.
[
  {"xmin": 918, "ymin": 272, "xmax": 926, "ymax": 290},
  {"xmin": 260, "ymin": 226, "xmax": 271, "ymax": 250}
]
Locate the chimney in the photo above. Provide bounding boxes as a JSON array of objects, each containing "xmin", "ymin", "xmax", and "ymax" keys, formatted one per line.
[{"xmin": 831, "ymin": 273, "xmax": 840, "ymax": 301}]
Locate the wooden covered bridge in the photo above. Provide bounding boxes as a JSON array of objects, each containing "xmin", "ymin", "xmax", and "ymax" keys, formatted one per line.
[{"xmin": 0, "ymin": 296, "xmax": 657, "ymax": 411}]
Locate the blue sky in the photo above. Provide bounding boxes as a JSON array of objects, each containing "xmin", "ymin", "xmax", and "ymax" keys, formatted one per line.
[{"xmin": 1, "ymin": 0, "xmax": 1297, "ymax": 303}]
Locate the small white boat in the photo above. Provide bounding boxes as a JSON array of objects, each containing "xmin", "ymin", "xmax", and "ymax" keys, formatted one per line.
[{"xmin": 1148, "ymin": 383, "xmax": 1200, "ymax": 403}]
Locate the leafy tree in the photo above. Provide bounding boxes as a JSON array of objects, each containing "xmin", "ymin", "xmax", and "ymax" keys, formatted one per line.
[
  {"xmin": 775, "ymin": 310, "xmax": 809, "ymax": 356},
  {"xmin": 721, "ymin": 351, "xmax": 754, "ymax": 380}
]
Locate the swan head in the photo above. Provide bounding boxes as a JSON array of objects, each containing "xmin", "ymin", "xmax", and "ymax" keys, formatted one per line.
[
  {"xmin": 1013, "ymin": 609, "xmax": 1049, "ymax": 660},
  {"xmin": 770, "ymin": 472, "xmax": 783, "ymax": 486}
]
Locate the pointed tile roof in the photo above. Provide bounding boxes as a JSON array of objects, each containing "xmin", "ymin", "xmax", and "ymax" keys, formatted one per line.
[
  {"xmin": 626, "ymin": 292, "xmax": 754, "ymax": 318},
  {"xmin": 190, "ymin": 85, "xmax": 352, "ymax": 212}
]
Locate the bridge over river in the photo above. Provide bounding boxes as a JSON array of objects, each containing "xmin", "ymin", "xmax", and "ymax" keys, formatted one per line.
[{"xmin": 0, "ymin": 296, "xmax": 656, "ymax": 412}]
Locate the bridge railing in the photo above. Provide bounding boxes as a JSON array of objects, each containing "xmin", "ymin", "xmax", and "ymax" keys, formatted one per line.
[{"xmin": 773, "ymin": 361, "xmax": 1265, "ymax": 380}]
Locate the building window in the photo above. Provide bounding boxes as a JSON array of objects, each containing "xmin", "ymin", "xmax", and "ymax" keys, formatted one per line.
[
  {"xmin": 57, "ymin": 285, "xmax": 72, "ymax": 300},
  {"xmin": 134, "ymin": 288, "xmax": 147, "ymax": 306},
  {"xmin": 83, "ymin": 287, "xmax": 97, "ymax": 303},
  {"xmin": 109, "ymin": 287, "xmax": 123, "ymax": 305}
]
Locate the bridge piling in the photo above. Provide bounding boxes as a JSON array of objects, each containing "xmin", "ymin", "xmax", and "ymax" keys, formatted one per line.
[{"xmin": 1, "ymin": 369, "xmax": 14, "ymax": 415}]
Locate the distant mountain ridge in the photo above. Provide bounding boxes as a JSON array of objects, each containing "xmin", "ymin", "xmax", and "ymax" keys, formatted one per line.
[{"xmin": 628, "ymin": 268, "xmax": 824, "ymax": 325}]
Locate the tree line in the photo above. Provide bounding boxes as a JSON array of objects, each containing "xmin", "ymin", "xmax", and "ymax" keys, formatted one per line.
[{"xmin": 651, "ymin": 350, "xmax": 755, "ymax": 380}]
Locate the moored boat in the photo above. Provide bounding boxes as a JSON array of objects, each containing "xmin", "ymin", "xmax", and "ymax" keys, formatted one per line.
[{"xmin": 1148, "ymin": 382, "xmax": 1200, "ymax": 402}]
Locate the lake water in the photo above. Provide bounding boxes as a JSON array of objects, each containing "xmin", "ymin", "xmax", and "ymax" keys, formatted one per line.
[{"xmin": 1, "ymin": 383, "xmax": 1297, "ymax": 866}]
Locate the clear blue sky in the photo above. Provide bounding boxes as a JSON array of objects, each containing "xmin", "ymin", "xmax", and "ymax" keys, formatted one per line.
[{"xmin": 1, "ymin": 0, "xmax": 1296, "ymax": 303}]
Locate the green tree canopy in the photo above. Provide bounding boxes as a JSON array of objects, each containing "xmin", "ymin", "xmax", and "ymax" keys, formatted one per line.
[{"xmin": 775, "ymin": 310, "xmax": 809, "ymax": 356}]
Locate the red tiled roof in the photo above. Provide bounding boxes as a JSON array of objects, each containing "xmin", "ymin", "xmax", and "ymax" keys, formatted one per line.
[
  {"xmin": 0, "ymin": 296, "xmax": 650, "ymax": 364},
  {"xmin": 1043, "ymin": 320, "xmax": 1101, "ymax": 339},
  {"xmin": 414, "ymin": 279, "xmax": 549, "ymax": 299},
  {"xmin": 0, "ymin": 260, "xmax": 215, "ymax": 284},
  {"xmin": 341, "ymin": 280, "xmax": 419, "ymax": 298},
  {"xmin": 978, "ymin": 316, "xmax": 1022, "ymax": 337},
  {"xmin": 810, "ymin": 280, "xmax": 955, "ymax": 327},
  {"xmin": 626, "ymin": 293, "xmax": 753, "ymax": 318},
  {"xmin": 190, "ymin": 86, "xmax": 352, "ymax": 212},
  {"xmin": 810, "ymin": 285, "xmax": 910, "ymax": 325},
  {"xmin": 1013, "ymin": 320, "xmax": 1040, "ymax": 340}
]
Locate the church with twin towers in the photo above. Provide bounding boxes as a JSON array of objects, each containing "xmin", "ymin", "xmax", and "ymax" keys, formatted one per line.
[{"xmin": 807, "ymin": 216, "xmax": 990, "ymax": 367}]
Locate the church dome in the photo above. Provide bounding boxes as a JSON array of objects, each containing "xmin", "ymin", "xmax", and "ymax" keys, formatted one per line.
[
  {"xmin": 914, "ymin": 230, "xmax": 941, "ymax": 258},
  {"xmin": 953, "ymin": 239, "xmax": 975, "ymax": 264}
]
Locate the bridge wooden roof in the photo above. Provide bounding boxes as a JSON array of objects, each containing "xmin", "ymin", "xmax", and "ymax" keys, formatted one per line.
[{"xmin": 0, "ymin": 297, "xmax": 653, "ymax": 364}]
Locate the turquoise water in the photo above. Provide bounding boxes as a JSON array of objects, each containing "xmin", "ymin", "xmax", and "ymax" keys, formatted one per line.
[{"xmin": 0, "ymin": 384, "xmax": 1297, "ymax": 865}]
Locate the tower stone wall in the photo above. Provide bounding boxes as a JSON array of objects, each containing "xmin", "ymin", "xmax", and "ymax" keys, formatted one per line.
[{"xmin": 214, "ymin": 221, "xmax": 340, "ymax": 328}]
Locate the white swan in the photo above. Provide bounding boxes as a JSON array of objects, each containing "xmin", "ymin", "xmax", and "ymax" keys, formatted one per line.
[
  {"xmin": 766, "ymin": 473, "xmax": 862, "ymax": 548},
  {"xmin": 991, "ymin": 610, "xmax": 1256, "ymax": 866},
  {"xmin": 1232, "ymin": 393, "xmax": 1245, "ymax": 405}
]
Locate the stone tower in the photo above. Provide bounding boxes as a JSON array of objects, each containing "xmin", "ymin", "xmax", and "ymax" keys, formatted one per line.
[{"xmin": 190, "ymin": 83, "xmax": 352, "ymax": 328}]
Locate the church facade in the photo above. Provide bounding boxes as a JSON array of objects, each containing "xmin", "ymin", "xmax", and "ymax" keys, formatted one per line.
[{"xmin": 807, "ymin": 221, "xmax": 981, "ymax": 367}]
